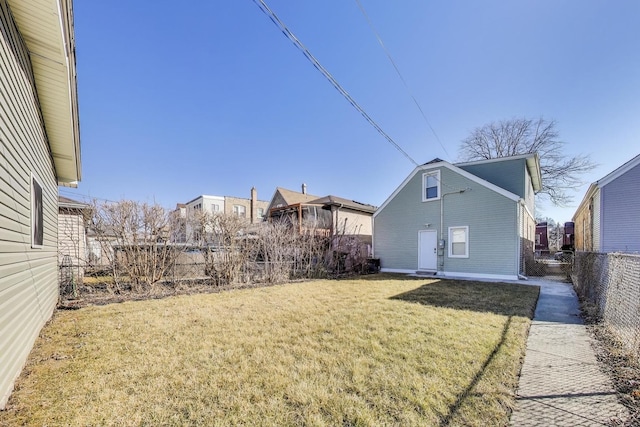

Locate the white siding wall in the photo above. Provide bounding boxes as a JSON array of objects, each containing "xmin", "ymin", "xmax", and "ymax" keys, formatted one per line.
[
  {"xmin": 58, "ymin": 210, "xmax": 87, "ymax": 279},
  {"xmin": 0, "ymin": 1, "xmax": 59, "ymax": 408}
]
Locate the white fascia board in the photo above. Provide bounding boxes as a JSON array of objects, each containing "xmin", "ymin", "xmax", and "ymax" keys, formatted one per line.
[
  {"xmin": 572, "ymin": 183, "xmax": 599, "ymax": 222},
  {"xmin": 454, "ymin": 153, "xmax": 535, "ymax": 166},
  {"xmin": 596, "ymin": 153, "xmax": 640, "ymax": 188},
  {"xmin": 374, "ymin": 161, "xmax": 520, "ymax": 217},
  {"xmin": 374, "ymin": 165, "xmax": 423, "ymax": 217}
]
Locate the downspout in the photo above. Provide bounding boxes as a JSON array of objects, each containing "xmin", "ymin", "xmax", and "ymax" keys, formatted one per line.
[
  {"xmin": 439, "ymin": 188, "xmax": 468, "ymax": 274},
  {"xmin": 517, "ymin": 200, "xmax": 526, "ymax": 280}
]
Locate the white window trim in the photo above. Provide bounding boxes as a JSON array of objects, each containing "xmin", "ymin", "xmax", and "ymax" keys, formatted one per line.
[
  {"xmin": 31, "ymin": 173, "xmax": 44, "ymax": 249},
  {"xmin": 233, "ymin": 205, "xmax": 246, "ymax": 217},
  {"xmin": 448, "ymin": 226, "xmax": 469, "ymax": 258},
  {"xmin": 422, "ymin": 170, "xmax": 441, "ymax": 202}
]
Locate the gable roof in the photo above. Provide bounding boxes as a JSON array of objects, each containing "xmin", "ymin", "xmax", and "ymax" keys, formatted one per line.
[
  {"xmin": 572, "ymin": 153, "xmax": 640, "ymax": 221},
  {"xmin": 596, "ymin": 153, "xmax": 640, "ymax": 187},
  {"xmin": 58, "ymin": 196, "xmax": 89, "ymax": 213},
  {"xmin": 271, "ymin": 187, "xmax": 321, "ymax": 206},
  {"xmin": 374, "ymin": 159, "xmax": 522, "ymax": 217},
  {"xmin": 454, "ymin": 153, "xmax": 542, "ymax": 192},
  {"xmin": 307, "ymin": 195, "xmax": 376, "ymax": 214},
  {"xmin": 8, "ymin": 0, "xmax": 81, "ymax": 187}
]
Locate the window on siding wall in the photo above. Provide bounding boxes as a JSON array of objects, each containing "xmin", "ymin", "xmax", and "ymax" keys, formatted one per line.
[
  {"xmin": 448, "ymin": 226, "xmax": 469, "ymax": 258},
  {"xmin": 422, "ymin": 171, "xmax": 440, "ymax": 201},
  {"xmin": 31, "ymin": 174, "xmax": 44, "ymax": 248}
]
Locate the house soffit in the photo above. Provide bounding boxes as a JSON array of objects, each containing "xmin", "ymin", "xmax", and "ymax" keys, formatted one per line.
[{"xmin": 7, "ymin": 0, "xmax": 81, "ymax": 186}]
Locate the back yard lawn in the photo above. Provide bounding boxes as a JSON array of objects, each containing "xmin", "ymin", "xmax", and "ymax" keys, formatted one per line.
[{"xmin": 1, "ymin": 275, "xmax": 538, "ymax": 426}]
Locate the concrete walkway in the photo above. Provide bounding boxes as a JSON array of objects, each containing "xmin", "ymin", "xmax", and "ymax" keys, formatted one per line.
[{"xmin": 510, "ymin": 277, "xmax": 628, "ymax": 426}]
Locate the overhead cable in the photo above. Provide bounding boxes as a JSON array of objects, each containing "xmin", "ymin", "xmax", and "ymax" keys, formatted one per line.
[
  {"xmin": 252, "ymin": 0, "xmax": 418, "ymax": 167},
  {"xmin": 354, "ymin": 0, "xmax": 450, "ymax": 161}
]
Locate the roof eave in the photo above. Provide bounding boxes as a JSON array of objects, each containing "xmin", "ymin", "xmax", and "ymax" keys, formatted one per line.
[
  {"xmin": 8, "ymin": 0, "xmax": 81, "ymax": 186},
  {"xmin": 525, "ymin": 154, "xmax": 543, "ymax": 192},
  {"xmin": 596, "ymin": 153, "xmax": 640, "ymax": 188},
  {"xmin": 572, "ymin": 183, "xmax": 598, "ymax": 222}
]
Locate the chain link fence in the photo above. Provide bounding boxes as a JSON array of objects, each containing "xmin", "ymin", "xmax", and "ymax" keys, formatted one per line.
[
  {"xmin": 572, "ymin": 252, "xmax": 640, "ymax": 362},
  {"xmin": 525, "ymin": 251, "xmax": 573, "ymax": 278}
]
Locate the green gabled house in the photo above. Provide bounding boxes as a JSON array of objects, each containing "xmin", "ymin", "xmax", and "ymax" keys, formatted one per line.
[{"xmin": 373, "ymin": 154, "xmax": 541, "ymax": 280}]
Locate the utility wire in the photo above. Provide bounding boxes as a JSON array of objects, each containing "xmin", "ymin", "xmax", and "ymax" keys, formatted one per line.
[
  {"xmin": 58, "ymin": 189, "xmax": 116, "ymax": 204},
  {"xmin": 252, "ymin": 0, "xmax": 418, "ymax": 167},
  {"xmin": 354, "ymin": 0, "xmax": 450, "ymax": 161}
]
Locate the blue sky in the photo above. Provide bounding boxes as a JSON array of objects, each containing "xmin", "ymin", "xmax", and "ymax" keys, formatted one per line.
[{"xmin": 61, "ymin": 0, "xmax": 640, "ymax": 223}]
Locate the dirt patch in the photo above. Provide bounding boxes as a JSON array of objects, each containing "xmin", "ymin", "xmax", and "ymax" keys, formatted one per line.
[
  {"xmin": 581, "ymin": 302, "xmax": 640, "ymax": 426},
  {"xmin": 57, "ymin": 273, "xmax": 368, "ymax": 309},
  {"xmin": 58, "ymin": 280, "xmax": 290, "ymax": 309}
]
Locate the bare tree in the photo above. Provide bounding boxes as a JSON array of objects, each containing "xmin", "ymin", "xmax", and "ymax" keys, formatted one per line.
[{"xmin": 459, "ymin": 117, "xmax": 595, "ymax": 206}]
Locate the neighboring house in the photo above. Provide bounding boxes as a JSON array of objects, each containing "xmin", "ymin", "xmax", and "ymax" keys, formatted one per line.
[
  {"xmin": 181, "ymin": 188, "xmax": 269, "ymax": 242},
  {"xmin": 58, "ymin": 196, "xmax": 90, "ymax": 282},
  {"xmin": 0, "ymin": 0, "xmax": 81, "ymax": 408},
  {"xmin": 267, "ymin": 186, "xmax": 377, "ymax": 262},
  {"xmin": 267, "ymin": 185, "xmax": 325, "ymax": 232},
  {"xmin": 86, "ymin": 225, "xmax": 117, "ymax": 271},
  {"xmin": 572, "ymin": 153, "xmax": 640, "ymax": 253},
  {"xmin": 374, "ymin": 154, "xmax": 541, "ymax": 280},
  {"xmin": 267, "ymin": 186, "xmax": 376, "ymax": 237}
]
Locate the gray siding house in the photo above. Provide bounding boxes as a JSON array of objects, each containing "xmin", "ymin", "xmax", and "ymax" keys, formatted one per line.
[
  {"xmin": 374, "ymin": 154, "xmax": 541, "ymax": 280},
  {"xmin": 573, "ymin": 153, "xmax": 640, "ymax": 253},
  {"xmin": 0, "ymin": 0, "xmax": 81, "ymax": 408}
]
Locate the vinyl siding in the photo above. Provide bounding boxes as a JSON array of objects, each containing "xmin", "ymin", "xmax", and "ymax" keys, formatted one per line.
[
  {"xmin": 459, "ymin": 158, "xmax": 526, "ymax": 199},
  {"xmin": 333, "ymin": 209, "xmax": 372, "ymax": 236},
  {"xmin": 0, "ymin": 1, "xmax": 59, "ymax": 408},
  {"xmin": 374, "ymin": 166, "xmax": 519, "ymax": 277},
  {"xmin": 593, "ymin": 189, "xmax": 601, "ymax": 251},
  {"xmin": 601, "ymin": 163, "xmax": 640, "ymax": 253},
  {"xmin": 58, "ymin": 209, "xmax": 87, "ymax": 279}
]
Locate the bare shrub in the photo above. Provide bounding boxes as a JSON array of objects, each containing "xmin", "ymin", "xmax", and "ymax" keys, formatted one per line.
[
  {"xmin": 204, "ymin": 213, "xmax": 250, "ymax": 286},
  {"xmin": 91, "ymin": 200, "xmax": 177, "ymax": 292},
  {"xmin": 66, "ymin": 201, "xmax": 366, "ymax": 302}
]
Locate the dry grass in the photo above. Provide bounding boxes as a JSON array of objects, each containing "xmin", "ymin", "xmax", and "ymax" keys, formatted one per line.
[{"xmin": 1, "ymin": 275, "xmax": 538, "ymax": 426}]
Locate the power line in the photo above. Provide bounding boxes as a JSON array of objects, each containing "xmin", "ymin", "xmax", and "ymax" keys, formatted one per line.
[
  {"xmin": 252, "ymin": 0, "xmax": 418, "ymax": 167},
  {"xmin": 58, "ymin": 189, "xmax": 116, "ymax": 204},
  {"xmin": 354, "ymin": 0, "xmax": 450, "ymax": 161}
]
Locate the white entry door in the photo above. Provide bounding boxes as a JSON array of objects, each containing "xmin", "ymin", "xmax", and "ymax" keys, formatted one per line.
[{"xmin": 418, "ymin": 230, "xmax": 437, "ymax": 270}]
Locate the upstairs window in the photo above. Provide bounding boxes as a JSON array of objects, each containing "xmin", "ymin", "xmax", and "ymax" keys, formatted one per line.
[
  {"xmin": 422, "ymin": 171, "xmax": 441, "ymax": 201},
  {"xmin": 257, "ymin": 208, "xmax": 265, "ymax": 220},
  {"xmin": 233, "ymin": 205, "xmax": 246, "ymax": 217}
]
